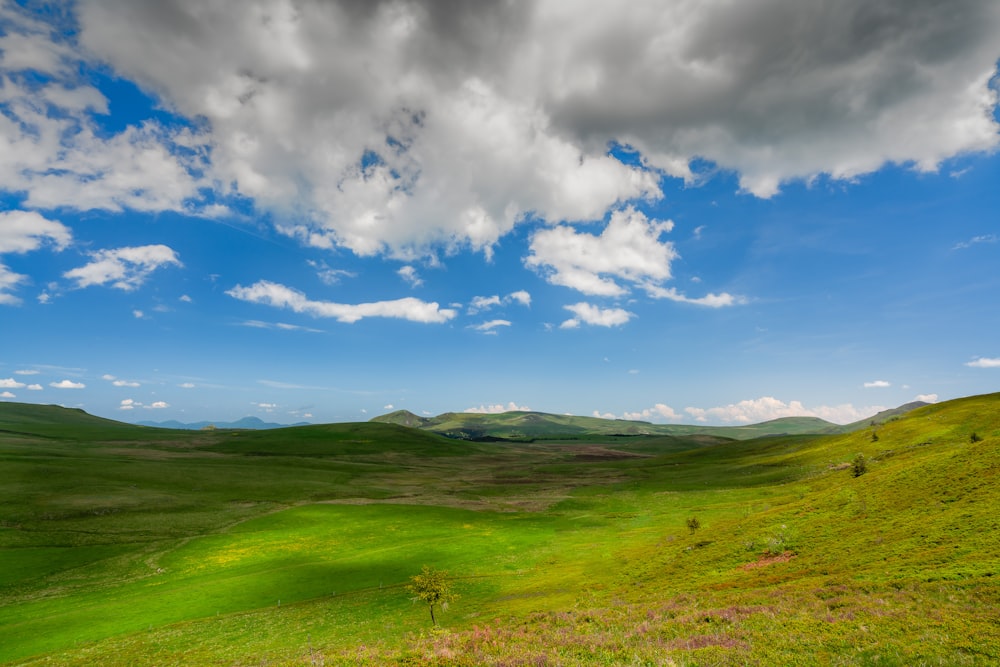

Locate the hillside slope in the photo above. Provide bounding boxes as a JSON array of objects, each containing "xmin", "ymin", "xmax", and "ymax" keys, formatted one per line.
[{"xmin": 373, "ymin": 408, "xmax": 860, "ymax": 440}]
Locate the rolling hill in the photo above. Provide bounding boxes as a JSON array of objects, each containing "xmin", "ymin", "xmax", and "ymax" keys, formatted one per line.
[
  {"xmin": 370, "ymin": 402, "xmax": 928, "ymax": 441},
  {"xmin": 0, "ymin": 393, "xmax": 995, "ymax": 665}
]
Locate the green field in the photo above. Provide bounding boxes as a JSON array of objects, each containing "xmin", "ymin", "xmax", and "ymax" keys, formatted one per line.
[{"xmin": 1, "ymin": 395, "xmax": 998, "ymax": 665}]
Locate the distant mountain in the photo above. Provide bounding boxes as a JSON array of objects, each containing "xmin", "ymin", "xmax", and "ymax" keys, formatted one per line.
[
  {"xmin": 136, "ymin": 416, "xmax": 311, "ymax": 430},
  {"xmin": 371, "ymin": 402, "xmax": 930, "ymax": 441}
]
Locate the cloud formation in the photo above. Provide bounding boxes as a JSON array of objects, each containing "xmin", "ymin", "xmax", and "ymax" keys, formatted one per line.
[
  {"xmin": 50, "ymin": 380, "xmax": 85, "ymax": 389},
  {"xmin": 0, "ymin": 211, "xmax": 72, "ymax": 304},
  {"xmin": 560, "ymin": 302, "xmax": 633, "ymax": 328},
  {"xmin": 0, "ymin": 7, "xmax": 208, "ymax": 213},
  {"xmin": 863, "ymin": 380, "xmax": 891, "ymax": 388},
  {"xmin": 52, "ymin": 0, "xmax": 999, "ymax": 260},
  {"xmin": 227, "ymin": 280, "xmax": 456, "ymax": 323},
  {"xmin": 684, "ymin": 396, "xmax": 884, "ymax": 425},
  {"xmin": 470, "ymin": 319, "xmax": 511, "ymax": 334},
  {"xmin": 966, "ymin": 357, "xmax": 1000, "ymax": 368},
  {"xmin": 65, "ymin": 245, "xmax": 182, "ymax": 290}
]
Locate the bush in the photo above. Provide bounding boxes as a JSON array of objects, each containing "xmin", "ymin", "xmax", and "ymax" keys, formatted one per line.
[
  {"xmin": 852, "ymin": 454, "xmax": 868, "ymax": 478},
  {"xmin": 970, "ymin": 432, "xmax": 983, "ymax": 443},
  {"xmin": 686, "ymin": 516, "xmax": 701, "ymax": 534}
]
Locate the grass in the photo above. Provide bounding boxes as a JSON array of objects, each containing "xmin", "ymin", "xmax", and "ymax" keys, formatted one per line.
[{"xmin": 0, "ymin": 394, "xmax": 998, "ymax": 665}]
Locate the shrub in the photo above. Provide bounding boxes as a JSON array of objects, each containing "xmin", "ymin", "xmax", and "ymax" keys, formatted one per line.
[
  {"xmin": 851, "ymin": 454, "xmax": 868, "ymax": 478},
  {"xmin": 686, "ymin": 516, "xmax": 701, "ymax": 534},
  {"xmin": 970, "ymin": 432, "xmax": 983, "ymax": 443}
]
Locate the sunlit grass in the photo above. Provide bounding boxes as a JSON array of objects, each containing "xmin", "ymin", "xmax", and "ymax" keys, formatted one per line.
[{"xmin": 1, "ymin": 394, "xmax": 998, "ymax": 665}]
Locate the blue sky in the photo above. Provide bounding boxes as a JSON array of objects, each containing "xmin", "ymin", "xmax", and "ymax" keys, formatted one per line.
[{"xmin": 1, "ymin": 0, "xmax": 999, "ymax": 425}]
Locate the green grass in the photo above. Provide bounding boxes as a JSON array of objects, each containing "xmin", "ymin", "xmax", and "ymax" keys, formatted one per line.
[{"xmin": 1, "ymin": 395, "xmax": 998, "ymax": 665}]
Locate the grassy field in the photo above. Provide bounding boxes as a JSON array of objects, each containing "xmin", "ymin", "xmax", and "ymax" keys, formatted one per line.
[{"xmin": 1, "ymin": 395, "xmax": 998, "ymax": 665}]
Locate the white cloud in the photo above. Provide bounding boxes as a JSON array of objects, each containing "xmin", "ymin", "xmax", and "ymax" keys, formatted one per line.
[
  {"xmin": 508, "ymin": 290, "xmax": 531, "ymax": 307},
  {"xmin": 465, "ymin": 401, "xmax": 531, "ymax": 414},
  {"xmin": 622, "ymin": 404, "xmax": 683, "ymax": 422},
  {"xmin": 0, "ymin": 9, "xmax": 208, "ymax": 214},
  {"xmin": 471, "ymin": 319, "xmax": 511, "ymax": 334},
  {"xmin": 147, "ymin": 401, "xmax": 169, "ymax": 409},
  {"xmin": 50, "ymin": 380, "xmax": 85, "ymax": 389},
  {"xmin": 561, "ymin": 302, "xmax": 633, "ymax": 329},
  {"xmin": 643, "ymin": 286, "xmax": 744, "ymax": 308},
  {"xmin": 527, "ymin": 208, "xmax": 676, "ymax": 297},
  {"xmin": 0, "ymin": 265, "xmax": 24, "ymax": 305},
  {"xmin": 384, "ymin": 404, "xmax": 394, "ymax": 410},
  {"xmin": 0, "ymin": 212, "xmax": 72, "ymax": 304},
  {"xmin": 133, "ymin": 310, "xmax": 145, "ymax": 319},
  {"xmin": 953, "ymin": 234, "xmax": 998, "ymax": 250},
  {"xmin": 114, "ymin": 379, "xmax": 140, "ymax": 388},
  {"xmin": 0, "ymin": 378, "xmax": 26, "ymax": 389},
  {"xmin": 64, "ymin": 245, "xmax": 182, "ymax": 291},
  {"xmin": 179, "ymin": 294, "xmax": 193, "ymax": 303},
  {"xmin": 14, "ymin": 369, "xmax": 40, "ymax": 375},
  {"xmin": 227, "ymin": 280, "xmax": 456, "ymax": 324},
  {"xmin": 0, "ymin": 391, "xmax": 15, "ymax": 399},
  {"xmin": 49, "ymin": 0, "xmax": 996, "ymax": 262},
  {"xmin": 914, "ymin": 394, "xmax": 939, "ymax": 403},
  {"xmin": 863, "ymin": 380, "xmax": 891, "ymax": 388},
  {"xmin": 0, "ymin": 211, "xmax": 72, "ymax": 254},
  {"xmin": 27, "ymin": 384, "xmax": 42, "ymax": 391},
  {"xmin": 119, "ymin": 399, "xmax": 136, "ymax": 410},
  {"xmin": 179, "ymin": 382, "xmax": 196, "ymax": 389},
  {"xmin": 966, "ymin": 357, "xmax": 1000, "ymax": 368},
  {"xmin": 469, "ymin": 291, "xmax": 533, "ymax": 314},
  {"xmin": 468, "ymin": 295, "xmax": 503, "ymax": 313},
  {"xmin": 683, "ymin": 396, "xmax": 885, "ymax": 425},
  {"xmin": 397, "ymin": 265, "xmax": 423, "ymax": 288}
]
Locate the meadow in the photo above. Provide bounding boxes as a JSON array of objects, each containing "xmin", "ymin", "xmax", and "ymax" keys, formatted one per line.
[{"xmin": 1, "ymin": 394, "xmax": 998, "ymax": 665}]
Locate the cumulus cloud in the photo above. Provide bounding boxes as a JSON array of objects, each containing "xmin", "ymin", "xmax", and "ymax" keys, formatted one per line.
[
  {"xmin": 0, "ymin": 7, "xmax": 209, "ymax": 213},
  {"xmin": 47, "ymin": 0, "xmax": 996, "ymax": 264},
  {"xmin": 914, "ymin": 393, "xmax": 939, "ymax": 403},
  {"xmin": 397, "ymin": 265, "xmax": 423, "ymax": 287},
  {"xmin": 467, "ymin": 290, "xmax": 532, "ymax": 314},
  {"xmin": 64, "ymin": 245, "xmax": 182, "ymax": 290},
  {"xmin": 527, "ymin": 208, "xmax": 676, "ymax": 297},
  {"xmin": 119, "ymin": 398, "xmax": 136, "ymax": 410},
  {"xmin": 966, "ymin": 357, "xmax": 1000, "ymax": 368},
  {"xmin": 614, "ymin": 403, "xmax": 683, "ymax": 422},
  {"xmin": 560, "ymin": 302, "xmax": 633, "ymax": 329},
  {"xmin": 0, "ymin": 378, "xmax": 26, "ymax": 389},
  {"xmin": 465, "ymin": 401, "xmax": 531, "ymax": 414},
  {"xmin": 0, "ymin": 211, "xmax": 72, "ymax": 254},
  {"xmin": 863, "ymin": 380, "xmax": 891, "ymax": 388},
  {"xmin": 148, "ymin": 401, "xmax": 169, "ymax": 409},
  {"xmin": 684, "ymin": 396, "xmax": 885, "ymax": 425},
  {"xmin": 0, "ymin": 211, "xmax": 72, "ymax": 304},
  {"xmin": 50, "ymin": 380, "xmax": 85, "ymax": 389},
  {"xmin": 27, "ymin": 384, "xmax": 42, "ymax": 391},
  {"xmin": 227, "ymin": 279, "xmax": 456, "ymax": 324}
]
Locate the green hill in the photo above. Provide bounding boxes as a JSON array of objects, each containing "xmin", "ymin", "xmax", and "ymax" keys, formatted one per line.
[
  {"xmin": 372, "ymin": 408, "xmax": 866, "ymax": 440},
  {"xmin": 1, "ymin": 393, "xmax": 997, "ymax": 665}
]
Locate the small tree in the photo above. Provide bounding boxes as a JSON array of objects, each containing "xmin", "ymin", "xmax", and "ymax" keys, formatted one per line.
[
  {"xmin": 407, "ymin": 566, "xmax": 456, "ymax": 626},
  {"xmin": 852, "ymin": 453, "xmax": 868, "ymax": 478},
  {"xmin": 686, "ymin": 516, "xmax": 701, "ymax": 534}
]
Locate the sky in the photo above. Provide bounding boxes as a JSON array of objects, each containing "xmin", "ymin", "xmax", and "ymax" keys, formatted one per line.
[{"xmin": 1, "ymin": 0, "xmax": 999, "ymax": 426}]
